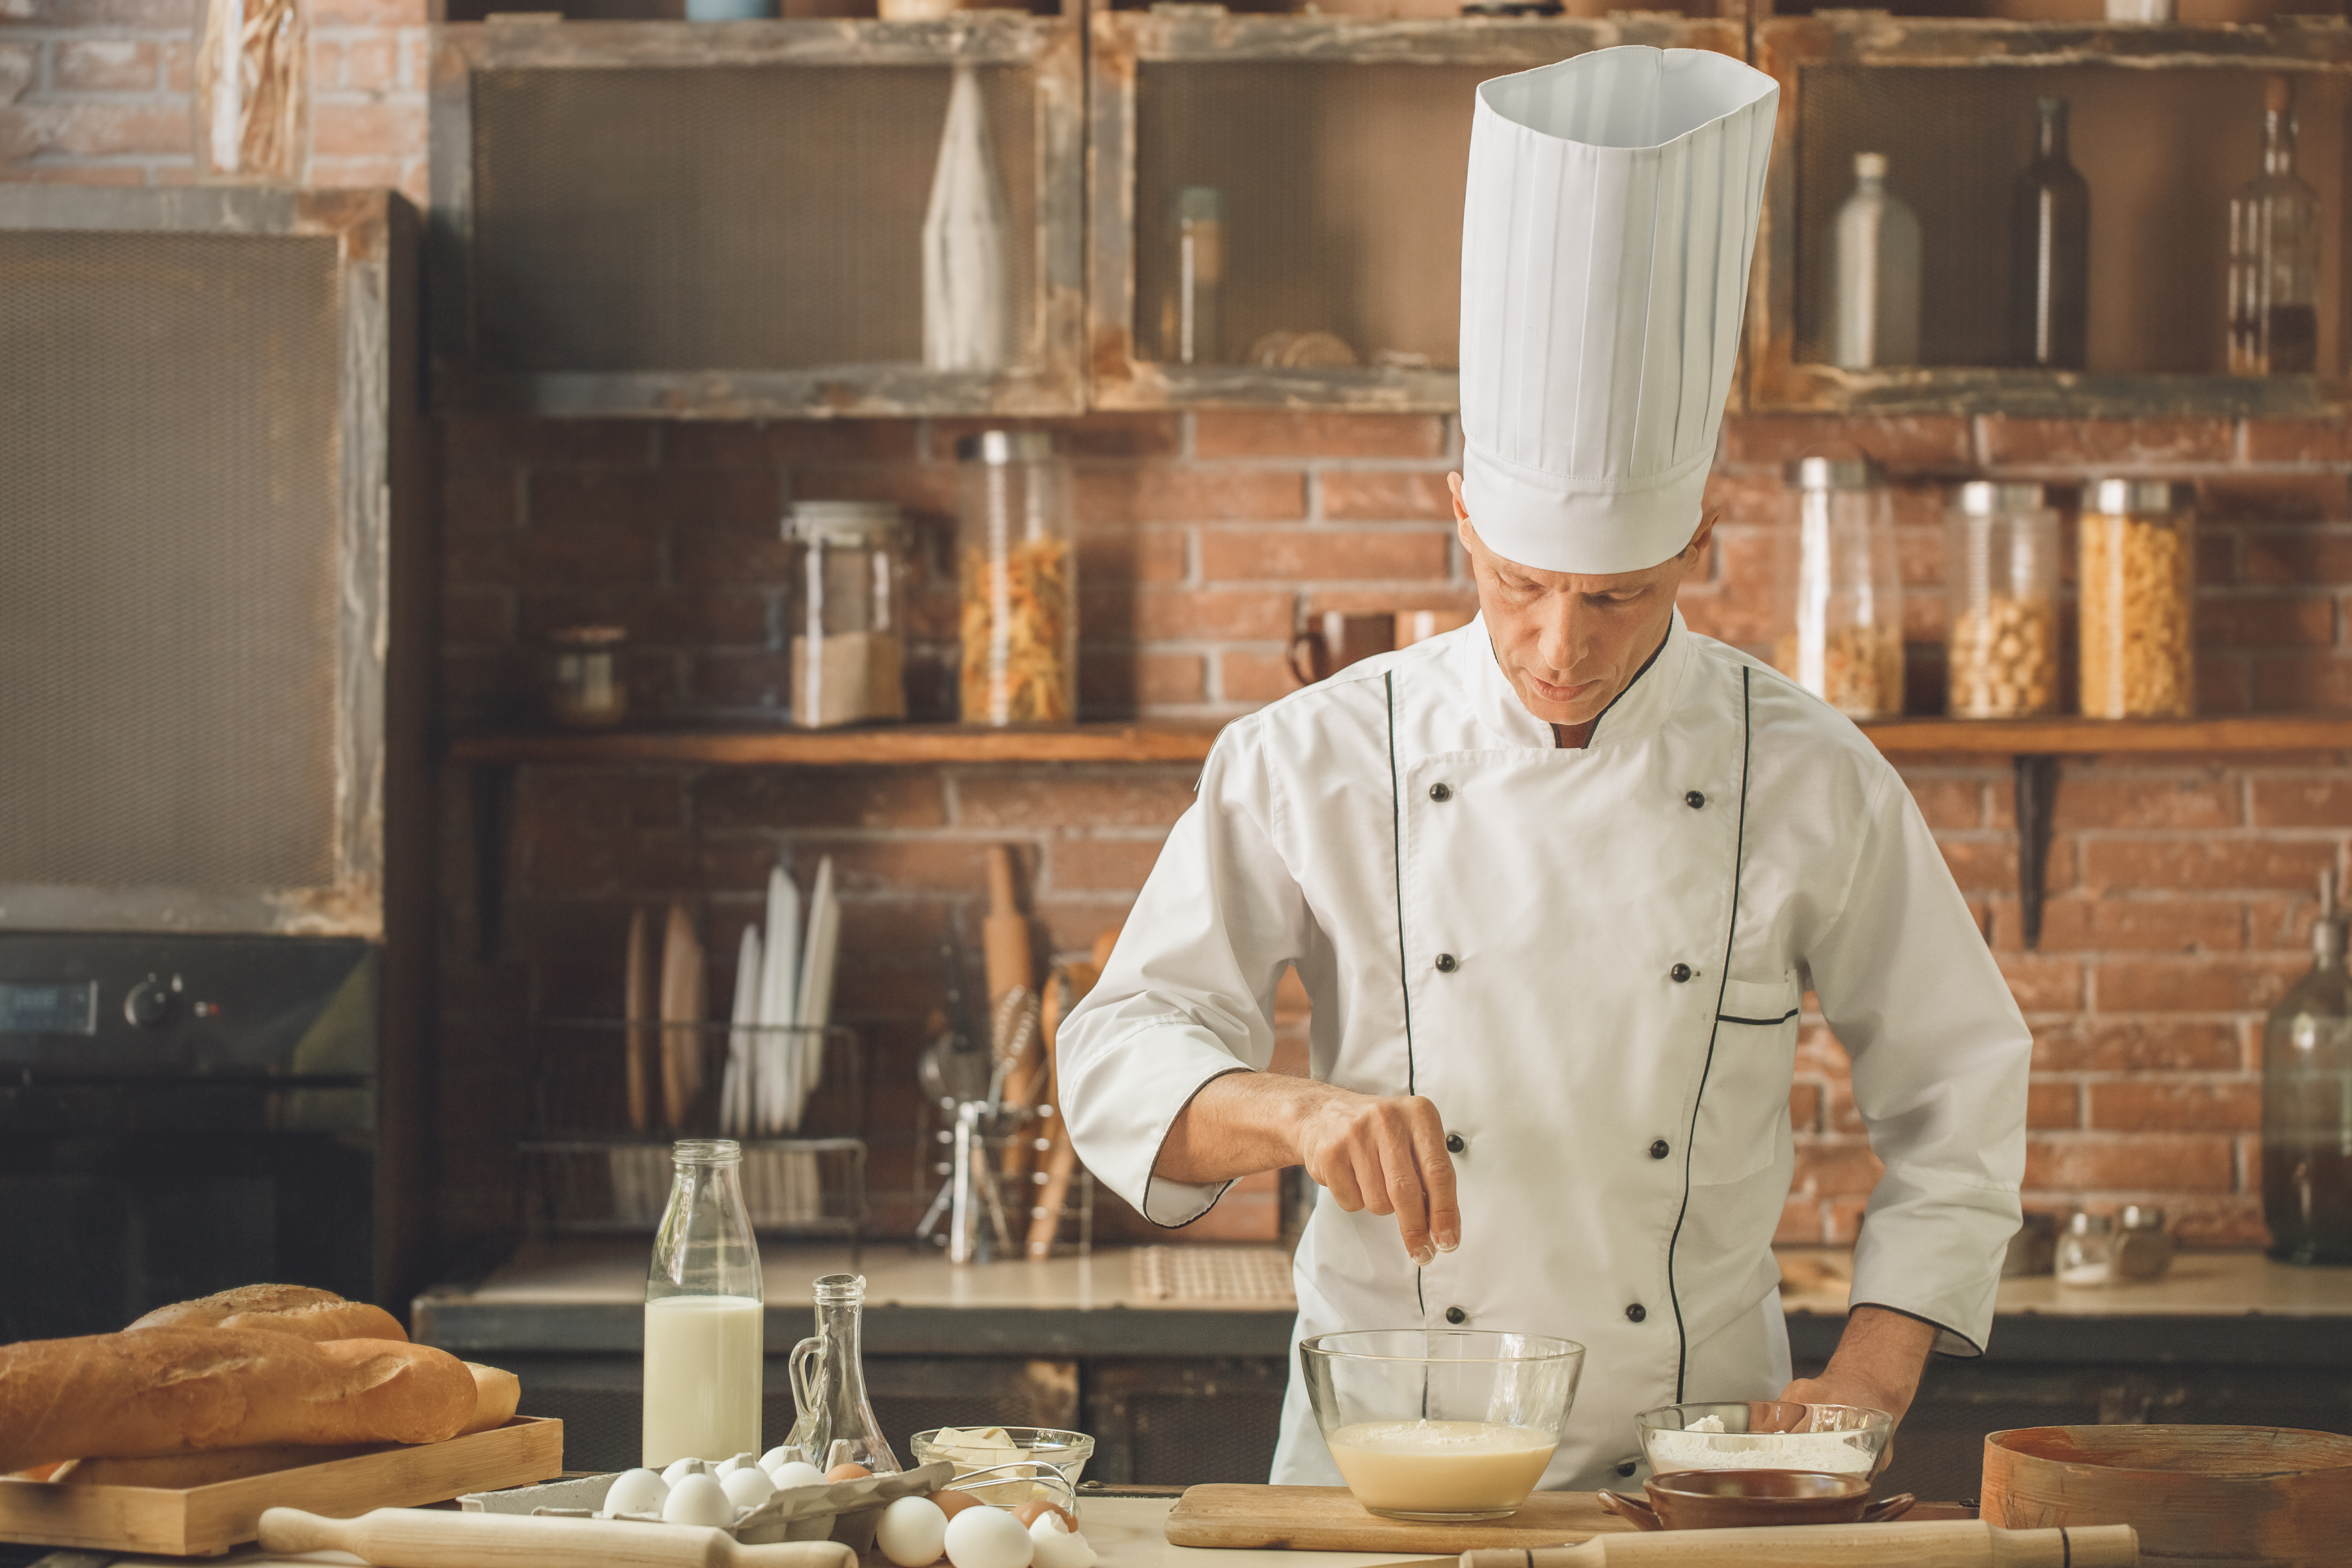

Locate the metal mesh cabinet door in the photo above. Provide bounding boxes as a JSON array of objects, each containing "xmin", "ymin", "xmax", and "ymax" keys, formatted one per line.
[
  {"xmin": 0, "ymin": 187, "xmax": 423, "ymax": 938},
  {"xmin": 1087, "ymin": 12, "xmax": 1742, "ymax": 413},
  {"xmin": 431, "ymin": 17, "xmax": 1084, "ymax": 419},
  {"xmin": 1749, "ymin": 15, "xmax": 2352, "ymax": 416}
]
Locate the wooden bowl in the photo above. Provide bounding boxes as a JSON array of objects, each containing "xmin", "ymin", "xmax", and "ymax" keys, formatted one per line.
[
  {"xmin": 1983, "ymin": 1425, "xmax": 2352, "ymax": 1566},
  {"xmin": 1596, "ymin": 1469, "xmax": 1915, "ymax": 1531}
]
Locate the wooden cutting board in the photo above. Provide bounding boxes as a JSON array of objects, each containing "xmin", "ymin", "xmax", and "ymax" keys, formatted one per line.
[
  {"xmin": 0, "ymin": 1415, "xmax": 564, "ymax": 1557},
  {"xmin": 1164, "ymin": 1485, "xmax": 1635, "ymax": 1552}
]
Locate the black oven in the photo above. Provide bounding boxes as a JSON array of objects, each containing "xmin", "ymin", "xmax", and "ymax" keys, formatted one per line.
[{"xmin": 0, "ymin": 934, "xmax": 382, "ymax": 1342}]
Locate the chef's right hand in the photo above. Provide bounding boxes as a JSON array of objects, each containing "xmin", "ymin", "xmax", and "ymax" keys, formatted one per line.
[{"xmin": 1295, "ymin": 1087, "xmax": 1460, "ymax": 1267}]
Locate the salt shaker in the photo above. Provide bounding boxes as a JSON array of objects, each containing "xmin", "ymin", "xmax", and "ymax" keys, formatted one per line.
[
  {"xmin": 2055, "ymin": 1211, "xmax": 2114, "ymax": 1288},
  {"xmin": 2113, "ymin": 1204, "xmax": 2176, "ymax": 1283}
]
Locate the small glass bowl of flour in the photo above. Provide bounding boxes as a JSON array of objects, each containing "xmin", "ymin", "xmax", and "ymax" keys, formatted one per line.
[{"xmin": 1634, "ymin": 1401, "xmax": 1891, "ymax": 1478}]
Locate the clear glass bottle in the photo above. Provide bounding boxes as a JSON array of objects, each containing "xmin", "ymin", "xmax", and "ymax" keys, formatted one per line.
[
  {"xmin": 547, "ymin": 625, "xmax": 628, "ymax": 729},
  {"xmin": 1827, "ymin": 152, "xmax": 1921, "ymax": 370},
  {"xmin": 787, "ymin": 502, "xmax": 908, "ymax": 730},
  {"xmin": 956, "ymin": 431, "xmax": 1077, "ymax": 726},
  {"xmin": 2079, "ymin": 479, "xmax": 2195, "ymax": 719},
  {"xmin": 2055, "ymin": 1210, "xmax": 2113, "ymax": 1288},
  {"xmin": 643, "ymin": 1139, "xmax": 764, "ymax": 1467},
  {"xmin": 1162, "ymin": 187, "xmax": 1225, "ymax": 366},
  {"xmin": 1774, "ymin": 455, "xmax": 1905, "ymax": 719},
  {"xmin": 2011, "ymin": 98, "xmax": 2091, "ymax": 371},
  {"xmin": 784, "ymin": 1273, "xmax": 899, "ymax": 1473},
  {"xmin": 2228, "ymin": 77, "xmax": 2321, "ymax": 377},
  {"xmin": 2264, "ymin": 871, "xmax": 2352, "ymax": 1266},
  {"xmin": 197, "ymin": 0, "xmax": 307, "ymax": 181},
  {"xmin": 1947, "ymin": 483, "xmax": 2059, "ymax": 719}
]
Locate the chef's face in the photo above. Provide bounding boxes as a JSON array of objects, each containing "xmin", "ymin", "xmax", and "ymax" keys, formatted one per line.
[{"xmin": 1449, "ymin": 473, "xmax": 1715, "ymax": 729}]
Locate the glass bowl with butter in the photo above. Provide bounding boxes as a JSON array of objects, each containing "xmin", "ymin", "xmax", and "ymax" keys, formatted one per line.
[
  {"xmin": 1634, "ymin": 1401, "xmax": 1891, "ymax": 1478},
  {"xmin": 1299, "ymin": 1330, "xmax": 1586, "ymax": 1521},
  {"xmin": 907, "ymin": 1427, "xmax": 1092, "ymax": 1510}
]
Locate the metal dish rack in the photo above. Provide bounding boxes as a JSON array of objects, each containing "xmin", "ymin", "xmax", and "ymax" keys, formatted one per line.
[{"xmin": 520, "ymin": 1018, "xmax": 867, "ymax": 1252}]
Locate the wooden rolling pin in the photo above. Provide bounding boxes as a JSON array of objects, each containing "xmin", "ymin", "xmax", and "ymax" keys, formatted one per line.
[
  {"xmin": 259, "ymin": 1507, "xmax": 855, "ymax": 1568},
  {"xmin": 1457, "ymin": 1521, "xmax": 2137, "ymax": 1566}
]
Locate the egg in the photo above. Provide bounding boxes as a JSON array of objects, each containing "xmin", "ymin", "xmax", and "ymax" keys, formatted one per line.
[
  {"xmin": 602, "ymin": 1468, "xmax": 669, "ymax": 1517},
  {"xmin": 768, "ymin": 1460, "xmax": 829, "ymax": 1490},
  {"xmin": 759, "ymin": 1445, "xmax": 803, "ymax": 1472},
  {"xmin": 930, "ymin": 1490, "xmax": 981, "ymax": 1520},
  {"xmin": 1011, "ymin": 1500, "xmax": 1074, "ymax": 1532},
  {"xmin": 1027, "ymin": 1513, "xmax": 1095, "ymax": 1568},
  {"xmin": 720, "ymin": 1464, "xmax": 776, "ymax": 1511},
  {"xmin": 873, "ymin": 1495, "xmax": 949, "ymax": 1567},
  {"xmin": 662, "ymin": 1457, "xmax": 708, "ymax": 1486},
  {"xmin": 715, "ymin": 1454, "xmax": 758, "ymax": 1478},
  {"xmin": 825, "ymin": 1461, "xmax": 873, "ymax": 1482},
  {"xmin": 944, "ymin": 1505, "xmax": 1034, "ymax": 1568},
  {"xmin": 662, "ymin": 1471, "xmax": 736, "ymax": 1529}
]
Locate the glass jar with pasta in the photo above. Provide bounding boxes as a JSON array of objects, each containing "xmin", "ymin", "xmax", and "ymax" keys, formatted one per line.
[
  {"xmin": 956, "ymin": 431, "xmax": 1077, "ymax": 725},
  {"xmin": 2079, "ymin": 479, "xmax": 2195, "ymax": 719},
  {"xmin": 1947, "ymin": 482, "xmax": 2059, "ymax": 719},
  {"xmin": 1774, "ymin": 454, "xmax": 1905, "ymax": 720}
]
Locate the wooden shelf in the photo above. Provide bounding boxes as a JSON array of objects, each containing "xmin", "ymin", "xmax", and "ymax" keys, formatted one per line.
[
  {"xmin": 448, "ymin": 722, "xmax": 1223, "ymax": 766},
  {"xmin": 449, "ymin": 713, "xmax": 2352, "ymax": 767}
]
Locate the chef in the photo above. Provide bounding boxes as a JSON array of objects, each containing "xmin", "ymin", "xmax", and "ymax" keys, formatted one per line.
[{"xmin": 1057, "ymin": 45, "xmax": 2030, "ymax": 1489}]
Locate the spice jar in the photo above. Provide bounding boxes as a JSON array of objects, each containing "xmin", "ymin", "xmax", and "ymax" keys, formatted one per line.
[
  {"xmin": 786, "ymin": 502, "xmax": 908, "ymax": 729},
  {"xmin": 2113, "ymin": 1204, "xmax": 2176, "ymax": 1283},
  {"xmin": 547, "ymin": 625, "xmax": 628, "ymax": 729},
  {"xmin": 956, "ymin": 431, "xmax": 1077, "ymax": 726},
  {"xmin": 2079, "ymin": 479, "xmax": 2195, "ymax": 719},
  {"xmin": 1947, "ymin": 482, "xmax": 2059, "ymax": 719},
  {"xmin": 1774, "ymin": 455, "xmax": 1905, "ymax": 719},
  {"xmin": 2055, "ymin": 1210, "xmax": 2114, "ymax": 1288}
]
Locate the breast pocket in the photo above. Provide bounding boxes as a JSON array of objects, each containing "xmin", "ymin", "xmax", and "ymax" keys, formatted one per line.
[{"xmin": 1689, "ymin": 974, "xmax": 1803, "ymax": 1187}]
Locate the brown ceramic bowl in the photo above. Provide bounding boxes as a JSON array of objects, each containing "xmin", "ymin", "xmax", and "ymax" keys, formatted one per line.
[{"xmin": 1597, "ymin": 1469, "xmax": 1916, "ymax": 1531}]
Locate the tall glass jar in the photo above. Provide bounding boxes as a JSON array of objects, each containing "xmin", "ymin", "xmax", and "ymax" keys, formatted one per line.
[
  {"xmin": 2264, "ymin": 871, "xmax": 2352, "ymax": 1265},
  {"xmin": 1947, "ymin": 483, "xmax": 2059, "ymax": 719},
  {"xmin": 784, "ymin": 1273, "xmax": 899, "ymax": 1473},
  {"xmin": 2228, "ymin": 76, "xmax": 2321, "ymax": 377},
  {"xmin": 786, "ymin": 501, "xmax": 908, "ymax": 730},
  {"xmin": 1775, "ymin": 455, "xmax": 1905, "ymax": 719},
  {"xmin": 643, "ymin": 1139, "xmax": 763, "ymax": 1467},
  {"xmin": 2079, "ymin": 479, "xmax": 2194, "ymax": 719},
  {"xmin": 956, "ymin": 432, "xmax": 1077, "ymax": 726}
]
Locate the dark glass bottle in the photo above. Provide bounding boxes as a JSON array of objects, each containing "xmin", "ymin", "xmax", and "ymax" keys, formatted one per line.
[
  {"xmin": 2228, "ymin": 77, "xmax": 2321, "ymax": 376},
  {"xmin": 2010, "ymin": 98, "xmax": 2090, "ymax": 371},
  {"xmin": 2263, "ymin": 871, "xmax": 2352, "ymax": 1265}
]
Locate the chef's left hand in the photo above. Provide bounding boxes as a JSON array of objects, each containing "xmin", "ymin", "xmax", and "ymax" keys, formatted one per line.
[{"xmin": 1778, "ymin": 1304, "xmax": 1937, "ymax": 1471}]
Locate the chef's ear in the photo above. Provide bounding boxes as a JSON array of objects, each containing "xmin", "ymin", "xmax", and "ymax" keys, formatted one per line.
[
  {"xmin": 1682, "ymin": 510, "xmax": 1720, "ymax": 568},
  {"xmin": 1448, "ymin": 473, "xmax": 1475, "ymax": 551}
]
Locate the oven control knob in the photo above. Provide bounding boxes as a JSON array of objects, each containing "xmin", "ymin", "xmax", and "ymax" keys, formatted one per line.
[{"xmin": 124, "ymin": 979, "xmax": 177, "ymax": 1030}]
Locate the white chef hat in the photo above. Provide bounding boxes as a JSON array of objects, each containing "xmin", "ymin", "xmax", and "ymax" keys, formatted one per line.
[{"xmin": 1459, "ymin": 46, "xmax": 1779, "ymax": 575}]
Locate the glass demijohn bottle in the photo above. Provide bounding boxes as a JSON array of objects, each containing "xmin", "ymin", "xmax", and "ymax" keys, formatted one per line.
[
  {"xmin": 2228, "ymin": 77, "xmax": 2321, "ymax": 376},
  {"xmin": 783, "ymin": 1273, "xmax": 899, "ymax": 1473},
  {"xmin": 2263, "ymin": 871, "xmax": 2352, "ymax": 1265},
  {"xmin": 1828, "ymin": 151, "xmax": 1921, "ymax": 370},
  {"xmin": 2011, "ymin": 98, "xmax": 2090, "ymax": 371},
  {"xmin": 643, "ymin": 1139, "xmax": 764, "ymax": 1467}
]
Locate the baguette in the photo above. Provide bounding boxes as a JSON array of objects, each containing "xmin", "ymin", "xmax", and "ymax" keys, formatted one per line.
[
  {"xmin": 128, "ymin": 1283, "xmax": 407, "ymax": 1344},
  {"xmin": 0, "ymin": 1328, "xmax": 474, "ymax": 1473},
  {"xmin": 458, "ymin": 1363, "xmax": 521, "ymax": 1436}
]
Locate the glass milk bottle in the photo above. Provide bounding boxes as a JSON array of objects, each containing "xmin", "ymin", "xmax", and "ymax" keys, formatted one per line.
[
  {"xmin": 644, "ymin": 1139, "xmax": 764, "ymax": 1466},
  {"xmin": 1827, "ymin": 151, "xmax": 1921, "ymax": 370}
]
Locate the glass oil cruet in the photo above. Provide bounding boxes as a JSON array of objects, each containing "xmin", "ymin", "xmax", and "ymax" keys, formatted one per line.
[
  {"xmin": 2264, "ymin": 871, "xmax": 2352, "ymax": 1265},
  {"xmin": 2228, "ymin": 75, "xmax": 2321, "ymax": 376},
  {"xmin": 643, "ymin": 1139, "xmax": 764, "ymax": 1467},
  {"xmin": 783, "ymin": 1273, "xmax": 899, "ymax": 1473}
]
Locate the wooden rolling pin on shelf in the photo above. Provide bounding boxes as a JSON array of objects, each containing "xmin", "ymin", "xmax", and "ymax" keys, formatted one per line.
[
  {"xmin": 1457, "ymin": 1520, "xmax": 2137, "ymax": 1567},
  {"xmin": 258, "ymin": 1507, "xmax": 856, "ymax": 1568}
]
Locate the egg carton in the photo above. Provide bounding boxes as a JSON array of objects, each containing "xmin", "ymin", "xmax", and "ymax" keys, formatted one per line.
[{"xmin": 462, "ymin": 1458, "xmax": 954, "ymax": 1551}]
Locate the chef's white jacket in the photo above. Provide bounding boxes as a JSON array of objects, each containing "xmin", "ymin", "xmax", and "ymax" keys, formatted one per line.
[{"xmin": 1058, "ymin": 611, "xmax": 2030, "ymax": 1488}]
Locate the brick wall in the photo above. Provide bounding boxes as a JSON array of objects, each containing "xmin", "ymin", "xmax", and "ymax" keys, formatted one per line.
[
  {"xmin": 1, "ymin": 0, "xmax": 427, "ymax": 201},
  {"xmin": 433, "ymin": 409, "xmax": 2352, "ymax": 1258}
]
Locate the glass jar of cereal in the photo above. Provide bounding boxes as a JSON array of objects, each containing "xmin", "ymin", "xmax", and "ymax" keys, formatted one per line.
[
  {"xmin": 1775, "ymin": 454, "xmax": 1905, "ymax": 719},
  {"xmin": 2079, "ymin": 479, "xmax": 2195, "ymax": 719},
  {"xmin": 1947, "ymin": 482, "xmax": 2059, "ymax": 719}
]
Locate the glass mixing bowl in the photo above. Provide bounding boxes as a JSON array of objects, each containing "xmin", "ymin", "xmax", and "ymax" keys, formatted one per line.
[
  {"xmin": 1298, "ymin": 1330, "xmax": 1586, "ymax": 1521},
  {"xmin": 1634, "ymin": 1401, "xmax": 1891, "ymax": 1478}
]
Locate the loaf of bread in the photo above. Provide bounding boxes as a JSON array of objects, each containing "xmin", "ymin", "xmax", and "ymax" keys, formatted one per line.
[
  {"xmin": 127, "ymin": 1284, "xmax": 407, "ymax": 1344},
  {"xmin": 0, "ymin": 1328, "xmax": 474, "ymax": 1473},
  {"xmin": 459, "ymin": 1363, "xmax": 522, "ymax": 1436}
]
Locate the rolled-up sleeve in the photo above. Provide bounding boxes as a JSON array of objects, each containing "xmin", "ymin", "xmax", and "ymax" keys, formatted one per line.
[
  {"xmin": 1807, "ymin": 770, "xmax": 2030, "ymax": 1357},
  {"xmin": 1058, "ymin": 722, "xmax": 1313, "ymax": 1227}
]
